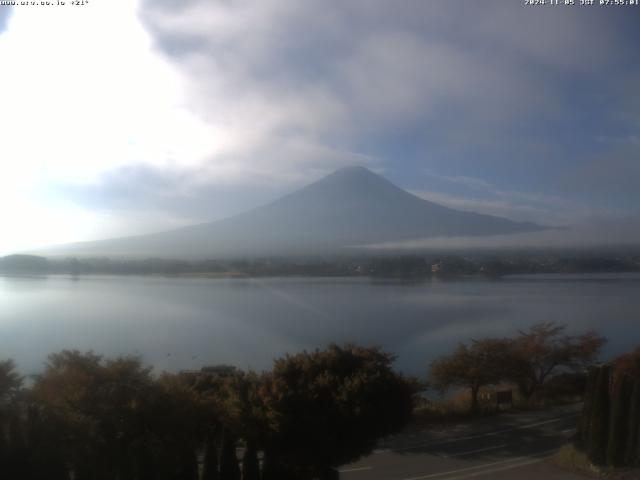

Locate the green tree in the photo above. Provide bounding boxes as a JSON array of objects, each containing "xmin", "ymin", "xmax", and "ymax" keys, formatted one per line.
[
  {"xmin": 0, "ymin": 360, "xmax": 22, "ymax": 402},
  {"xmin": 219, "ymin": 429, "xmax": 240, "ymax": 480},
  {"xmin": 260, "ymin": 344, "xmax": 418, "ymax": 478},
  {"xmin": 612, "ymin": 347, "xmax": 640, "ymax": 466},
  {"xmin": 241, "ymin": 440, "xmax": 260, "ymax": 480},
  {"xmin": 29, "ymin": 350, "xmax": 106, "ymax": 479},
  {"xmin": 201, "ymin": 437, "xmax": 219, "ymax": 480},
  {"xmin": 624, "ymin": 379, "xmax": 640, "ymax": 466},
  {"xmin": 211, "ymin": 370, "xmax": 269, "ymax": 451},
  {"xmin": 0, "ymin": 359, "xmax": 23, "ymax": 462},
  {"xmin": 579, "ymin": 367, "xmax": 599, "ymax": 441},
  {"xmin": 23, "ymin": 402, "xmax": 69, "ymax": 480},
  {"xmin": 607, "ymin": 376, "xmax": 632, "ymax": 466},
  {"xmin": 152, "ymin": 372, "xmax": 215, "ymax": 480},
  {"xmin": 588, "ymin": 365, "xmax": 610, "ymax": 465},
  {"xmin": 429, "ymin": 339, "xmax": 509, "ymax": 413},
  {"xmin": 30, "ymin": 351, "xmax": 163, "ymax": 480}
]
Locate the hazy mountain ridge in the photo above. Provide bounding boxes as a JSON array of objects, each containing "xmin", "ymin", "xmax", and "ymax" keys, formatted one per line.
[{"xmin": 36, "ymin": 166, "xmax": 545, "ymax": 258}]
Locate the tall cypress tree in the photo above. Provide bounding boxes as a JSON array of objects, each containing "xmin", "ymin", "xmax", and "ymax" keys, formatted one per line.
[
  {"xmin": 607, "ymin": 376, "xmax": 632, "ymax": 466},
  {"xmin": 177, "ymin": 445, "xmax": 199, "ymax": 480},
  {"xmin": 635, "ymin": 415, "xmax": 640, "ymax": 467},
  {"xmin": 579, "ymin": 367, "xmax": 598, "ymax": 441},
  {"xmin": 202, "ymin": 438, "xmax": 219, "ymax": 480},
  {"xmin": 588, "ymin": 365, "xmax": 610, "ymax": 465},
  {"xmin": 219, "ymin": 431, "xmax": 240, "ymax": 480},
  {"xmin": 134, "ymin": 445, "xmax": 157, "ymax": 480},
  {"xmin": 6, "ymin": 412, "xmax": 28, "ymax": 480},
  {"xmin": 24, "ymin": 406, "xmax": 69, "ymax": 480},
  {"xmin": 624, "ymin": 379, "xmax": 640, "ymax": 466},
  {"xmin": 260, "ymin": 449, "xmax": 278, "ymax": 480},
  {"xmin": 241, "ymin": 441, "xmax": 260, "ymax": 480},
  {"xmin": 0, "ymin": 420, "xmax": 7, "ymax": 472}
]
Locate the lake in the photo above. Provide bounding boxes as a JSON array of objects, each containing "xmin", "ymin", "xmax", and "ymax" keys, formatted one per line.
[{"xmin": 1, "ymin": 273, "xmax": 640, "ymax": 378}]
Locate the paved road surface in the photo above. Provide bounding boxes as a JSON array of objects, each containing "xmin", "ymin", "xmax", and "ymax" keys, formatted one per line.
[{"xmin": 339, "ymin": 404, "xmax": 587, "ymax": 480}]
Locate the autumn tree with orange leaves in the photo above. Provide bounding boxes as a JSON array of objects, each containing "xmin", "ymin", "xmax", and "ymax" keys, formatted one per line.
[
  {"xmin": 430, "ymin": 339, "xmax": 510, "ymax": 412},
  {"xmin": 430, "ymin": 323, "xmax": 606, "ymax": 411},
  {"xmin": 504, "ymin": 322, "xmax": 606, "ymax": 400}
]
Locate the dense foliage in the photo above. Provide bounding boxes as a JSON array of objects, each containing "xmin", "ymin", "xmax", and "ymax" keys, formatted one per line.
[
  {"xmin": 260, "ymin": 345, "xmax": 419, "ymax": 478},
  {"xmin": 429, "ymin": 322, "xmax": 605, "ymax": 410},
  {"xmin": 613, "ymin": 346, "xmax": 640, "ymax": 382},
  {"xmin": 580, "ymin": 357, "xmax": 640, "ymax": 468},
  {"xmin": 0, "ymin": 345, "xmax": 418, "ymax": 480},
  {"xmin": 430, "ymin": 339, "xmax": 509, "ymax": 412}
]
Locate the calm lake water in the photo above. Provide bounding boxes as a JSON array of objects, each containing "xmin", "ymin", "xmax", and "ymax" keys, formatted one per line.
[{"xmin": 1, "ymin": 273, "xmax": 640, "ymax": 378}]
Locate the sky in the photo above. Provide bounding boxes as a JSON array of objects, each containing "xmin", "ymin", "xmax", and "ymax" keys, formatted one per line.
[{"xmin": 0, "ymin": 0, "xmax": 639, "ymax": 255}]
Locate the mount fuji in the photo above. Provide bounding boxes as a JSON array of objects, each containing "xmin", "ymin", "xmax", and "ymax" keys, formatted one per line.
[{"xmin": 39, "ymin": 166, "xmax": 544, "ymax": 258}]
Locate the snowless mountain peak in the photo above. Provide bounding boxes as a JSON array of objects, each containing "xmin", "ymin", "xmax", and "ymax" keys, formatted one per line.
[{"xmin": 35, "ymin": 166, "xmax": 545, "ymax": 258}]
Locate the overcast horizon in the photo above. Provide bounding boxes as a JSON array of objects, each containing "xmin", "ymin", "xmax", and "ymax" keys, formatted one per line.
[{"xmin": 1, "ymin": 1, "xmax": 639, "ymax": 256}]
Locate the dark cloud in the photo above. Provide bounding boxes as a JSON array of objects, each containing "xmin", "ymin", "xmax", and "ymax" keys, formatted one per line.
[
  {"xmin": 561, "ymin": 142, "xmax": 640, "ymax": 210},
  {"xmin": 124, "ymin": 1, "xmax": 640, "ymax": 238},
  {"xmin": 137, "ymin": 1, "xmax": 635, "ymax": 155}
]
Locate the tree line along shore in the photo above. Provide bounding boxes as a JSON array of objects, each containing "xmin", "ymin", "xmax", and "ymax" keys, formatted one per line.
[{"xmin": 1, "ymin": 253, "xmax": 640, "ymax": 277}]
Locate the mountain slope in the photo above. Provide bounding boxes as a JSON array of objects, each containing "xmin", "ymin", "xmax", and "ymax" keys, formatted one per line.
[{"xmin": 40, "ymin": 166, "xmax": 544, "ymax": 257}]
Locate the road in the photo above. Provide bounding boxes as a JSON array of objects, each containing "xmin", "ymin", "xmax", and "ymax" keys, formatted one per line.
[{"xmin": 339, "ymin": 404, "xmax": 587, "ymax": 480}]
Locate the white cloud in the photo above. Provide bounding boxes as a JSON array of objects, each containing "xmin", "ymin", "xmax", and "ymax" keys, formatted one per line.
[
  {"xmin": 139, "ymin": 0, "xmax": 369, "ymax": 184},
  {"xmin": 411, "ymin": 189, "xmax": 595, "ymax": 227},
  {"xmin": 139, "ymin": 0, "xmax": 620, "ymax": 185},
  {"xmin": 0, "ymin": 0, "xmax": 213, "ymax": 181},
  {"xmin": 413, "ymin": 170, "xmax": 605, "ymax": 226},
  {"xmin": 0, "ymin": 0, "xmax": 215, "ymax": 254}
]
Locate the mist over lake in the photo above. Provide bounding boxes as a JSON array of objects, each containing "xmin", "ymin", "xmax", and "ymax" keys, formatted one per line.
[{"xmin": 2, "ymin": 273, "xmax": 639, "ymax": 378}]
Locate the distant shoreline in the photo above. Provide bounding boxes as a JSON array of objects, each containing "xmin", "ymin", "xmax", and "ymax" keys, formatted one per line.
[
  {"xmin": 2, "ymin": 251, "xmax": 640, "ymax": 281},
  {"xmin": 2, "ymin": 269, "xmax": 640, "ymax": 282}
]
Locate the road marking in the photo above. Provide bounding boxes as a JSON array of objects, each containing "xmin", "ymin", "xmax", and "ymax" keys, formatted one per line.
[
  {"xmin": 401, "ymin": 449, "xmax": 557, "ymax": 480},
  {"xmin": 401, "ymin": 457, "xmax": 532, "ymax": 480},
  {"xmin": 376, "ymin": 415, "xmax": 578, "ymax": 454},
  {"xmin": 338, "ymin": 466, "xmax": 372, "ymax": 473},
  {"xmin": 439, "ymin": 444, "xmax": 507, "ymax": 458},
  {"xmin": 443, "ymin": 457, "xmax": 547, "ymax": 479},
  {"xmin": 562, "ymin": 428, "xmax": 575, "ymax": 433}
]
